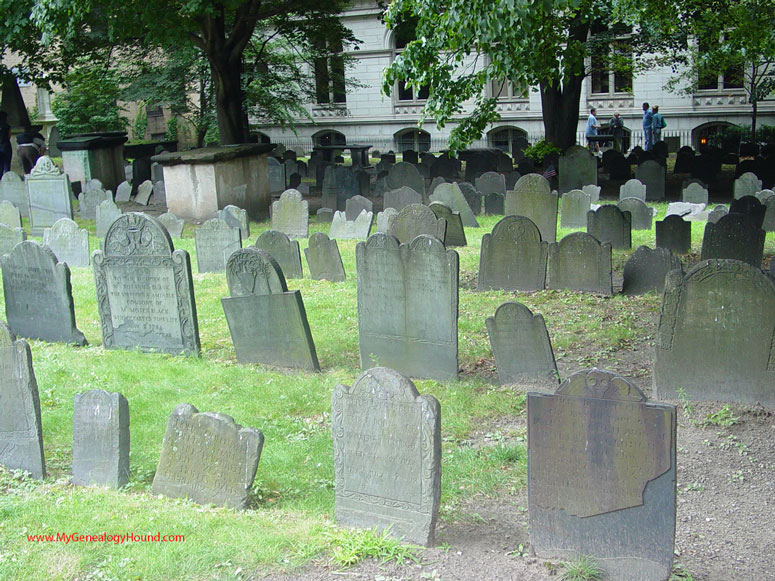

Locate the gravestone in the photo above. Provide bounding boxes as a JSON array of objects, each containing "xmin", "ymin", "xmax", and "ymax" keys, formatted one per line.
[
  {"xmin": 329, "ymin": 210, "xmax": 373, "ymax": 240},
  {"xmin": 284, "ymin": 159, "xmax": 297, "ymax": 186},
  {"xmin": 158, "ymin": 212, "xmax": 184, "ymax": 238},
  {"xmin": 332, "ymin": 367, "xmax": 441, "ymax": 546},
  {"xmin": 560, "ymin": 190, "xmax": 591, "ymax": 229},
  {"xmin": 674, "ymin": 147, "xmax": 695, "ymax": 173},
  {"xmin": 430, "ymin": 154, "xmax": 459, "ymax": 180},
  {"xmin": 288, "ymin": 173, "xmax": 301, "ymax": 189},
  {"xmin": 354, "ymin": 170, "xmax": 370, "ymax": 196},
  {"xmin": 655, "ymin": 259, "xmax": 775, "ymax": 407},
  {"xmin": 322, "ymin": 165, "xmax": 337, "ymax": 209},
  {"xmin": 619, "ymin": 178, "xmax": 646, "ymax": 201},
  {"xmin": 505, "ymin": 174, "xmax": 557, "ymax": 242},
  {"xmin": 528, "ymin": 368, "xmax": 676, "ymax": 581},
  {"xmin": 135, "ymin": 180, "xmax": 153, "ymax": 205},
  {"xmin": 582, "ymin": 184, "xmax": 601, "ymax": 204},
  {"xmin": 95, "ymin": 199, "xmax": 122, "ymax": 238},
  {"xmin": 682, "ymin": 182, "xmax": 708, "ymax": 204},
  {"xmin": 0, "ymin": 200, "xmax": 21, "ymax": 228},
  {"xmin": 0, "ymin": 320, "xmax": 45, "ymax": 479},
  {"xmin": 305, "ymin": 232, "xmax": 346, "ymax": 282},
  {"xmin": 115, "ymin": 180, "xmax": 132, "ymax": 203},
  {"xmin": 25, "ymin": 156, "xmax": 74, "ymax": 234},
  {"xmin": 317, "ymin": 208, "xmax": 334, "ymax": 223},
  {"xmin": 729, "ymin": 195, "xmax": 766, "ymax": 229},
  {"xmin": 42, "ymin": 218, "xmax": 89, "ymax": 267},
  {"xmin": 558, "ymin": 145, "xmax": 597, "ymax": 193},
  {"xmin": 734, "ymin": 171, "xmax": 762, "ymax": 199},
  {"xmin": 152, "ymin": 181, "xmax": 166, "ymax": 205},
  {"xmin": 384, "ymin": 186, "xmax": 422, "ymax": 212},
  {"xmin": 429, "ymin": 202, "xmax": 466, "ymax": 247},
  {"xmin": 587, "ymin": 205, "xmax": 632, "ymax": 249},
  {"xmin": 635, "ymin": 160, "xmax": 666, "ymax": 200},
  {"xmin": 356, "ymin": 234, "xmax": 458, "ymax": 380},
  {"xmin": 271, "ymin": 189, "xmax": 309, "ymax": 239},
  {"xmin": 603, "ymin": 150, "xmax": 630, "ymax": 180},
  {"xmin": 84, "ymin": 178, "xmax": 103, "ymax": 192},
  {"xmin": 1, "ymin": 241, "xmax": 86, "ymax": 344},
  {"xmin": 376, "ymin": 208, "xmax": 399, "ymax": 233},
  {"xmin": 457, "ymin": 182, "xmax": 483, "ymax": 215},
  {"xmin": 255, "ymin": 229, "xmax": 303, "ymax": 279},
  {"xmin": 387, "ymin": 162, "xmax": 424, "ymax": 196},
  {"xmin": 0, "ymin": 171, "xmax": 28, "ymax": 216},
  {"xmin": 428, "ymin": 177, "xmax": 446, "ymax": 199},
  {"xmin": 402, "ymin": 149, "xmax": 418, "ymax": 165},
  {"xmin": 761, "ymin": 196, "xmax": 775, "ymax": 232},
  {"xmin": 700, "ymin": 213, "xmax": 764, "ymax": 267},
  {"xmin": 475, "ymin": 172, "xmax": 506, "ymax": 199},
  {"xmin": 707, "ymin": 205, "xmax": 728, "ymax": 223},
  {"xmin": 93, "ymin": 213, "xmax": 200, "ymax": 355},
  {"xmin": 478, "ymin": 216, "xmax": 548, "ymax": 292},
  {"xmin": 72, "ymin": 390, "xmax": 129, "ymax": 488},
  {"xmin": 617, "ymin": 197, "xmax": 653, "ymax": 230},
  {"xmin": 221, "ymin": 248, "xmax": 319, "ymax": 370},
  {"xmin": 486, "ymin": 302, "xmax": 558, "ymax": 387},
  {"xmin": 547, "ymin": 233, "xmax": 612, "ymax": 295},
  {"xmin": 429, "ymin": 183, "xmax": 479, "ymax": 228},
  {"xmin": 79, "ymin": 188, "xmax": 111, "ymax": 220},
  {"xmin": 665, "ymin": 201, "xmax": 708, "ymax": 221},
  {"xmin": 656, "ymin": 215, "xmax": 691, "ymax": 254},
  {"xmin": 217, "ymin": 204, "xmax": 250, "ymax": 239},
  {"xmin": 622, "ymin": 246, "xmax": 682, "ymax": 295},
  {"xmin": 194, "ymin": 218, "xmax": 242, "ymax": 273},
  {"xmin": 388, "ymin": 204, "xmax": 446, "ymax": 244},
  {"xmin": 0, "ymin": 223, "xmax": 25, "ymax": 257},
  {"xmin": 268, "ymin": 157, "xmax": 286, "ymax": 193},
  {"xmin": 334, "ymin": 166, "xmax": 358, "ymax": 211},
  {"xmin": 505, "ymin": 171, "xmax": 521, "ymax": 191},
  {"xmin": 345, "ymin": 195, "xmax": 373, "ymax": 221},
  {"xmin": 152, "ymin": 403, "xmax": 263, "ymax": 509}
]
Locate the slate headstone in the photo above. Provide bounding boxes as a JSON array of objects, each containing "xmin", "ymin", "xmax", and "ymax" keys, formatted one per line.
[
  {"xmin": 158, "ymin": 212, "xmax": 184, "ymax": 238},
  {"xmin": 305, "ymin": 232, "xmax": 346, "ymax": 282},
  {"xmin": 376, "ymin": 208, "xmax": 399, "ymax": 234},
  {"xmin": 707, "ymin": 204, "xmax": 728, "ymax": 224},
  {"xmin": 619, "ymin": 178, "xmax": 646, "ymax": 201},
  {"xmin": 322, "ymin": 165, "xmax": 337, "ymax": 209},
  {"xmin": 194, "ymin": 218, "xmax": 242, "ymax": 273},
  {"xmin": 546, "ymin": 232, "xmax": 612, "ymax": 295},
  {"xmin": 271, "ymin": 189, "xmax": 309, "ymax": 239},
  {"xmin": 729, "ymin": 195, "xmax": 766, "ymax": 229},
  {"xmin": 559, "ymin": 145, "xmax": 597, "ymax": 193},
  {"xmin": 665, "ymin": 201, "xmax": 708, "ymax": 221},
  {"xmin": 582, "ymin": 184, "xmax": 601, "ymax": 204},
  {"xmin": 268, "ymin": 157, "xmax": 286, "ymax": 193},
  {"xmin": 25, "ymin": 156, "xmax": 74, "ymax": 234},
  {"xmin": 656, "ymin": 215, "xmax": 691, "ymax": 255},
  {"xmin": 0, "ymin": 200, "xmax": 21, "ymax": 228},
  {"xmin": 700, "ymin": 213, "xmax": 764, "ymax": 267},
  {"xmin": 0, "ymin": 223, "xmax": 25, "ymax": 257},
  {"xmin": 603, "ymin": 150, "xmax": 630, "ymax": 180},
  {"xmin": 478, "ymin": 216, "xmax": 548, "ymax": 292},
  {"xmin": 617, "ymin": 197, "xmax": 653, "ymax": 230},
  {"xmin": 0, "ymin": 171, "xmax": 29, "ymax": 216},
  {"xmin": 384, "ymin": 186, "xmax": 423, "ymax": 212},
  {"xmin": 429, "ymin": 183, "xmax": 479, "ymax": 228},
  {"xmin": 387, "ymin": 162, "xmax": 424, "ymax": 196},
  {"xmin": 317, "ymin": 208, "xmax": 334, "ymax": 223},
  {"xmin": 682, "ymin": 182, "xmax": 709, "ymax": 204},
  {"xmin": 388, "ymin": 204, "xmax": 446, "ymax": 245},
  {"xmin": 115, "ymin": 180, "xmax": 132, "ymax": 203},
  {"xmin": 345, "ymin": 195, "xmax": 373, "ymax": 222},
  {"xmin": 587, "ymin": 205, "xmax": 632, "ymax": 249},
  {"xmin": 505, "ymin": 174, "xmax": 557, "ymax": 242},
  {"xmin": 734, "ymin": 172, "xmax": 762, "ymax": 199},
  {"xmin": 255, "ymin": 229, "xmax": 303, "ymax": 279},
  {"xmin": 560, "ymin": 190, "xmax": 591, "ymax": 229},
  {"xmin": 95, "ymin": 199, "xmax": 122, "ymax": 238},
  {"xmin": 42, "ymin": 218, "xmax": 89, "ymax": 268},
  {"xmin": 152, "ymin": 181, "xmax": 166, "ymax": 205},
  {"xmin": 622, "ymin": 246, "xmax": 682, "ymax": 295},
  {"xmin": 333, "ymin": 166, "xmax": 359, "ymax": 211},
  {"xmin": 402, "ymin": 149, "xmax": 418, "ymax": 165},
  {"xmin": 135, "ymin": 180, "xmax": 153, "ymax": 205},
  {"xmin": 329, "ymin": 210, "xmax": 373, "ymax": 240},
  {"xmin": 457, "ymin": 182, "xmax": 483, "ymax": 215},
  {"xmin": 429, "ymin": 202, "xmax": 466, "ymax": 247},
  {"xmin": 635, "ymin": 160, "xmax": 666, "ymax": 200},
  {"xmin": 475, "ymin": 172, "xmax": 506, "ymax": 198},
  {"xmin": 218, "ymin": 204, "xmax": 250, "ymax": 240},
  {"xmin": 79, "ymin": 188, "xmax": 111, "ymax": 220},
  {"xmin": 430, "ymin": 154, "xmax": 459, "ymax": 180}
]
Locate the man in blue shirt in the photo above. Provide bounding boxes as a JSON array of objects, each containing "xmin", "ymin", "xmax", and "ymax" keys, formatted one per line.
[
  {"xmin": 642, "ymin": 102, "xmax": 654, "ymax": 151},
  {"xmin": 586, "ymin": 107, "xmax": 601, "ymax": 153}
]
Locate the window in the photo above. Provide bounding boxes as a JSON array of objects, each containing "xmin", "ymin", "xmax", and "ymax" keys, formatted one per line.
[
  {"xmin": 488, "ymin": 127, "xmax": 528, "ymax": 155},
  {"xmin": 313, "ymin": 39, "xmax": 346, "ymax": 105},
  {"xmin": 590, "ymin": 40, "xmax": 632, "ymax": 95},
  {"xmin": 393, "ymin": 20, "xmax": 428, "ymax": 102},
  {"xmin": 490, "ymin": 79, "xmax": 527, "ymax": 100},
  {"xmin": 395, "ymin": 129, "xmax": 430, "ymax": 152},
  {"xmin": 697, "ymin": 37, "xmax": 744, "ymax": 91}
]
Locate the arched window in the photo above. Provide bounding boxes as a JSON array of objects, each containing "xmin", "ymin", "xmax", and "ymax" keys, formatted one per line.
[
  {"xmin": 313, "ymin": 130, "xmax": 346, "ymax": 147},
  {"xmin": 394, "ymin": 128, "xmax": 431, "ymax": 153},
  {"xmin": 692, "ymin": 122, "xmax": 740, "ymax": 152},
  {"xmin": 488, "ymin": 126, "xmax": 528, "ymax": 155}
]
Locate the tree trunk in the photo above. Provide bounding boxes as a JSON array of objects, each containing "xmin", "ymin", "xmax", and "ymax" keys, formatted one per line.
[
  {"xmin": 210, "ymin": 56, "xmax": 249, "ymax": 145},
  {"xmin": 539, "ymin": 75, "xmax": 585, "ymax": 151}
]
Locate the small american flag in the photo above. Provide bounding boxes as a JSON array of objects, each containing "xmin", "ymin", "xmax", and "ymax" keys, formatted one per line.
[{"xmin": 542, "ymin": 164, "xmax": 557, "ymax": 179}]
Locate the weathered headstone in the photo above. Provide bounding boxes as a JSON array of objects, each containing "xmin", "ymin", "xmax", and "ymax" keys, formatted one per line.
[
  {"xmin": 587, "ymin": 205, "xmax": 632, "ymax": 249},
  {"xmin": 635, "ymin": 160, "xmax": 666, "ymax": 200},
  {"xmin": 329, "ymin": 210, "xmax": 373, "ymax": 240},
  {"xmin": 560, "ymin": 190, "xmax": 591, "ymax": 229},
  {"xmin": 478, "ymin": 216, "xmax": 547, "ymax": 292},
  {"xmin": 622, "ymin": 246, "xmax": 682, "ymax": 295},
  {"xmin": 665, "ymin": 201, "xmax": 708, "ymax": 221},
  {"xmin": 72, "ymin": 389, "xmax": 129, "ymax": 488},
  {"xmin": 458, "ymin": 182, "xmax": 484, "ymax": 215},
  {"xmin": 582, "ymin": 184, "xmax": 601, "ymax": 204},
  {"xmin": 115, "ymin": 180, "xmax": 132, "ymax": 203},
  {"xmin": 0, "ymin": 320, "xmax": 45, "ymax": 479},
  {"xmin": 0, "ymin": 223, "xmax": 25, "ymax": 257},
  {"xmin": 528, "ymin": 368, "xmax": 676, "ymax": 581},
  {"xmin": 332, "ymin": 367, "xmax": 441, "ymax": 546},
  {"xmin": 84, "ymin": 178, "xmax": 103, "ymax": 192},
  {"xmin": 559, "ymin": 145, "xmax": 597, "ymax": 193},
  {"xmin": 222, "ymin": 248, "xmax": 319, "ymax": 370},
  {"xmin": 345, "ymin": 195, "xmax": 373, "ymax": 222},
  {"xmin": 617, "ymin": 197, "xmax": 654, "ymax": 230},
  {"xmin": 656, "ymin": 215, "xmax": 691, "ymax": 255},
  {"xmin": 384, "ymin": 186, "xmax": 422, "ymax": 212},
  {"xmin": 93, "ymin": 213, "xmax": 200, "ymax": 355},
  {"xmin": 388, "ymin": 204, "xmax": 446, "ymax": 244},
  {"xmin": 707, "ymin": 204, "xmax": 728, "ymax": 224},
  {"xmin": 429, "ymin": 202, "xmax": 466, "ymax": 247},
  {"xmin": 547, "ymin": 232, "xmax": 612, "ymax": 295},
  {"xmin": 317, "ymin": 208, "xmax": 334, "ymax": 223},
  {"xmin": 194, "ymin": 218, "xmax": 242, "ymax": 273},
  {"xmin": 430, "ymin": 154, "xmax": 460, "ymax": 180},
  {"xmin": 333, "ymin": 166, "xmax": 359, "ymax": 211},
  {"xmin": 268, "ymin": 156, "xmax": 286, "ymax": 194},
  {"xmin": 729, "ymin": 195, "xmax": 766, "ymax": 229},
  {"xmin": 427, "ymin": 177, "xmax": 446, "ymax": 200},
  {"xmin": 255, "ymin": 229, "xmax": 303, "ymax": 279},
  {"xmin": 1, "ymin": 241, "xmax": 86, "ymax": 344},
  {"xmin": 356, "ymin": 234, "xmax": 458, "ymax": 380},
  {"xmin": 429, "ymin": 183, "xmax": 479, "ymax": 228},
  {"xmin": 79, "ymin": 188, "xmax": 111, "ymax": 220},
  {"xmin": 486, "ymin": 302, "xmax": 558, "ymax": 387},
  {"xmin": 135, "ymin": 180, "xmax": 153, "ymax": 205},
  {"xmin": 152, "ymin": 181, "xmax": 166, "ymax": 205},
  {"xmin": 505, "ymin": 174, "xmax": 557, "ymax": 242},
  {"xmin": 761, "ymin": 195, "xmax": 775, "ymax": 232},
  {"xmin": 734, "ymin": 171, "xmax": 763, "ymax": 199},
  {"xmin": 305, "ymin": 232, "xmax": 346, "ymax": 282},
  {"xmin": 618, "ymin": 178, "xmax": 646, "ymax": 201},
  {"xmin": 95, "ymin": 199, "xmax": 122, "ymax": 238},
  {"xmin": 387, "ymin": 162, "xmax": 425, "ymax": 196},
  {"xmin": 655, "ymin": 259, "xmax": 775, "ymax": 407},
  {"xmin": 0, "ymin": 171, "xmax": 29, "ymax": 216},
  {"xmin": 475, "ymin": 172, "xmax": 506, "ymax": 199},
  {"xmin": 43, "ymin": 218, "xmax": 89, "ymax": 268},
  {"xmin": 217, "ymin": 204, "xmax": 250, "ymax": 240},
  {"xmin": 158, "ymin": 212, "xmax": 184, "ymax": 238},
  {"xmin": 682, "ymin": 182, "xmax": 709, "ymax": 204},
  {"xmin": 322, "ymin": 165, "xmax": 337, "ymax": 209},
  {"xmin": 700, "ymin": 213, "xmax": 764, "ymax": 267},
  {"xmin": 402, "ymin": 149, "xmax": 418, "ymax": 165},
  {"xmin": 0, "ymin": 200, "xmax": 21, "ymax": 228},
  {"xmin": 152, "ymin": 403, "xmax": 263, "ymax": 509},
  {"xmin": 376, "ymin": 208, "xmax": 399, "ymax": 233},
  {"xmin": 25, "ymin": 156, "xmax": 74, "ymax": 234},
  {"xmin": 271, "ymin": 189, "xmax": 308, "ymax": 239}
]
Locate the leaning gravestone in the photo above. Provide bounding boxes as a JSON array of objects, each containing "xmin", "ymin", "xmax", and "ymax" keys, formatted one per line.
[
  {"xmin": 356, "ymin": 234, "xmax": 458, "ymax": 380},
  {"xmin": 560, "ymin": 190, "xmax": 591, "ymax": 229},
  {"xmin": 635, "ymin": 160, "xmax": 666, "ymax": 200},
  {"xmin": 271, "ymin": 189, "xmax": 308, "ymax": 239},
  {"xmin": 72, "ymin": 389, "xmax": 129, "ymax": 488},
  {"xmin": 528, "ymin": 368, "xmax": 676, "ymax": 581},
  {"xmin": 0, "ymin": 223, "xmax": 25, "ymax": 256},
  {"xmin": 656, "ymin": 215, "xmax": 691, "ymax": 255},
  {"xmin": 222, "ymin": 248, "xmax": 319, "ymax": 370},
  {"xmin": 0, "ymin": 320, "xmax": 45, "ymax": 479},
  {"xmin": 218, "ymin": 204, "xmax": 250, "ymax": 239},
  {"xmin": 505, "ymin": 174, "xmax": 557, "ymax": 242},
  {"xmin": 388, "ymin": 204, "xmax": 446, "ymax": 245},
  {"xmin": 387, "ymin": 162, "xmax": 425, "ymax": 196},
  {"xmin": 332, "ymin": 367, "xmax": 441, "ymax": 546},
  {"xmin": 734, "ymin": 171, "xmax": 762, "ymax": 199},
  {"xmin": 587, "ymin": 205, "xmax": 632, "ymax": 249},
  {"xmin": 617, "ymin": 197, "xmax": 654, "ymax": 230},
  {"xmin": 305, "ymin": 232, "xmax": 346, "ymax": 282},
  {"xmin": 43, "ymin": 218, "xmax": 89, "ymax": 267},
  {"xmin": 345, "ymin": 195, "xmax": 373, "ymax": 221},
  {"xmin": 430, "ymin": 202, "xmax": 466, "ymax": 247},
  {"xmin": 329, "ymin": 210, "xmax": 373, "ymax": 240},
  {"xmin": 428, "ymin": 177, "xmax": 446, "ymax": 199},
  {"xmin": 478, "ymin": 216, "xmax": 548, "ymax": 292},
  {"xmin": 194, "ymin": 218, "xmax": 242, "ymax": 273},
  {"xmin": 1, "ymin": 241, "xmax": 86, "ymax": 345},
  {"xmin": 619, "ymin": 178, "xmax": 646, "ymax": 201},
  {"xmin": 376, "ymin": 208, "xmax": 399, "ymax": 233},
  {"xmin": 152, "ymin": 403, "xmax": 263, "ymax": 509},
  {"xmin": 655, "ymin": 259, "xmax": 775, "ymax": 407},
  {"xmin": 135, "ymin": 180, "xmax": 153, "ymax": 205},
  {"xmin": 558, "ymin": 145, "xmax": 597, "ymax": 193},
  {"xmin": 95, "ymin": 199, "xmax": 122, "ymax": 238},
  {"xmin": 93, "ymin": 213, "xmax": 200, "ymax": 355},
  {"xmin": 429, "ymin": 183, "xmax": 480, "ymax": 228},
  {"xmin": 458, "ymin": 182, "xmax": 484, "ymax": 215},
  {"xmin": 622, "ymin": 246, "xmax": 682, "ymax": 295},
  {"xmin": 682, "ymin": 182, "xmax": 708, "ymax": 204},
  {"xmin": 0, "ymin": 200, "xmax": 21, "ymax": 228},
  {"xmin": 158, "ymin": 212, "xmax": 184, "ymax": 238},
  {"xmin": 0, "ymin": 171, "xmax": 29, "ymax": 216},
  {"xmin": 114, "ymin": 180, "xmax": 132, "ymax": 203},
  {"xmin": 384, "ymin": 186, "xmax": 422, "ymax": 212},
  {"xmin": 26, "ymin": 156, "xmax": 74, "ymax": 235},
  {"xmin": 78, "ymin": 188, "xmax": 111, "ymax": 220},
  {"xmin": 546, "ymin": 232, "xmax": 612, "ymax": 295},
  {"xmin": 486, "ymin": 302, "xmax": 558, "ymax": 388},
  {"xmin": 255, "ymin": 229, "xmax": 303, "ymax": 279},
  {"xmin": 700, "ymin": 213, "xmax": 765, "ymax": 267}
]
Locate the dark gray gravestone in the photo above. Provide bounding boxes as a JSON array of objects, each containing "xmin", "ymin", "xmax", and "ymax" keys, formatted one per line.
[
  {"xmin": 305, "ymin": 232, "xmax": 346, "ymax": 282},
  {"xmin": 268, "ymin": 157, "xmax": 286, "ymax": 193},
  {"xmin": 734, "ymin": 171, "xmax": 762, "ymax": 199},
  {"xmin": 505, "ymin": 171, "xmax": 521, "ymax": 191},
  {"xmin": 26, "ymin": 156, "xmax": 74, "ymax": 234},
  {"xmin": 505, "ymin": 174, "xmax": 557, "ymax": 242},
  {"xmin": 345, "ymin": 195, "xmax": 373, "ymax": 221},
  {"xmin": 429, "ymin": 202, "xmax": 466, "ymax": 247},
  {"xmin": 376, "ymin": 208, "xmax": 399, "ymax": 233},
  {"xmin": 458, "ymin": 182, "xmax": 484, "ymax": 215},
  {"xmin": 402, "ymin": 149, "xmax": 418, "ymax": 164},
  {"xmin": 729, "ymin": 195, "xmax": 766, "ymax": 229},
  {"xmin": 271, "ymin": 189, "xmax": 308, "ymax": 239},
  {"xmin": 354, "ymin": 170, "xmax": 371, "ymax": 196},
  {"xmin": 617, "ymin": 197, "xmax": 653, "ymax": 230},
  {"xmin": 222, "ymin": 248, "xmax": 319, "ymax": 370},
  {"xmin": 682, "ymin": 182, "xmax": 708, "ymax": 204},
  {"xmin": 152, "ymin": 181, "xmax": 166, "ymax": 205},
  {"xmin": 334, "ymin": 166, "xmax": 358, "ymax": 211},
  {"xmin": 356, "ymin": 234, "xmax": 458, "ymax": 380},
  {"xmin": 622, "ymin": 246, "xmax": 682, "ymax": 295},
  {"xmin": 478, "ymin": 216, "xmax": 547, "ymax": 292},
  {"xmin": 0, "ymin": 171, "xmax": 28, "ymax": 216},
  {"xmin": 475, "ymin": 171, "xmax": 506, "ymax": 198},
  {"xmin": 604, "ymin": 150, "xmax": 631, "ymax": 180},
  {"xmin": 288, "ymin": 172, "xmax": 301, "ymax": 189},
  {"xmin": 655, "ymin": 260, "xmax": 775, "ymax": 407},
  {"xmin": 429, "ymin": 183, "xmax": 480, "ymax": 228},
  {"xmin": 0, "ymin": 223, "xmax": 25, "ymax": 256},
  {"xmin": 656, "ymin": 215, "xmax": 691, "ymax": 255},
  {"xmin": 547, "ymin": 232, "xmax": 612, "ymax": 295},
  {"xmin": 761, "ymin": 195, "xmax": 775, "ymax": 232},
  {"xmin": 387, "ymin": 162, "xmax": 425, "ymax": 196},
  {"xmin": 484, "ymin": 191, "xmax": 505, "ymax": 215},
  {"xmin": 115, "ymin": 180, "xmax": 132, "ymax": 203},
  {"xmin": 332, "ymin": 367, "xmax": 440, "ymax": 546},
  {"xmin": 635, "ymin": 160, "xmax": 666, "ymax": 200},
  {"xmin": 486, "ymin": 302, "xmax": 558, "ymax": 387},
  {"xmin": 329, "ymin": 210, "xmax": 373, "ymax": 240},
  {"xmin": 93, "ymin": 213, "xmax": 200, "ymax": 355},
  {"xmin": 700, "ymin": 213, "xmax": 765, "ymax": 267},
  {"xmin": 560, "ymin": 190, "xmax": 591, "ymax": 229},
  {"xmin": 430, "ymin": 154, "xmax": 460, "ymax": 180},
  {"xmin": 317, "ymin": 208, "xmax": 334, "ymax": 223},
  {"xmin": 78, "ymin": 188, "xmax": 111, "ymax": 220},
  {"xmin": 255, "ymin": 229, "xmax": 303, "ymax": 279},
  {"xmin": 384, "ymin": 186, "xmax": 422, "ymax": 212},
  {"xmin": 95, "ymin": 199, "xmax": 122, "ymax": 238},
  {"xmin": 0, "ymin": 200, "xmax": 21, "ymax": 228},
  {"xmin": 559, "ymin": 145, "xmax": 597, "ymax": 193},
  {"xmin": 152, "ymin": 403, "xmax": 263, "ymax": 509},
  {"xmin": 218, "ymin": 204, "xmax": 250, "ymax": 239},
  {"xmin": 707, "ymin": 204, "xmax": 728, "ymax": 224},
  {"xmin": 1, "ymin": 241, "xmax": 86, "ymax": 345},
  {"xmin": 158, "ymin": 212, "xmax": 184, "ymax": 238},
  {"xmin": 194, "ymin": 218, "xmax": 242, "ymax": 273},
  {"xmin": 619, "ymin": 178, "xmax": 646, "ymax": 201},
  {"xmin": 587, "ymin": 205, "xmax": 632, "ymax": 249},
  {"xmin": 135, "ymin": 180, "xmax": 153, "ymax": 205},
  {"xmin": 43, "ymin": 218, "xmax": 89, "ymax": 267},
  {"xmin": 0, "ymin": 320, "xmax": 45, "ymax": 479},
  {"xmin": 528, "ymin": 368, "xmax": 676, "ymax": 581},
  {"xmin": 322, "ymin": 165, "xmax": 337, "ymax": 209},
  {"xmin": 388, "ymin": 204, "xmax": 446, "ymax": 245},
  {"xmin": 72, "ymin": 389, "xmax": 129, "ymax": 488}
]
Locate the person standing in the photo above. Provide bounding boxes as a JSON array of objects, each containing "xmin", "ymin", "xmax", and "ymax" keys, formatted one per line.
[
  {"xmin": 16, "ymin": 125, "xmax": 46, "ymax": 174},
  {"xmin": 609, "ymin": 111, "xmax": 624, "ymax": 153},
  {"xmin": 585, "ymin": 107, "xmax": 602, "ymax": 153},
  {"xmin": 652, "ymin": 105, "xmax": 665, "ymax": 144},
  {"xmin": 0, "ymin": 111, "xmax": 12, "ymax": 178},
  {"xmin": 642, "ymin": 102, "xmax": 654, "ymax": 151}
]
